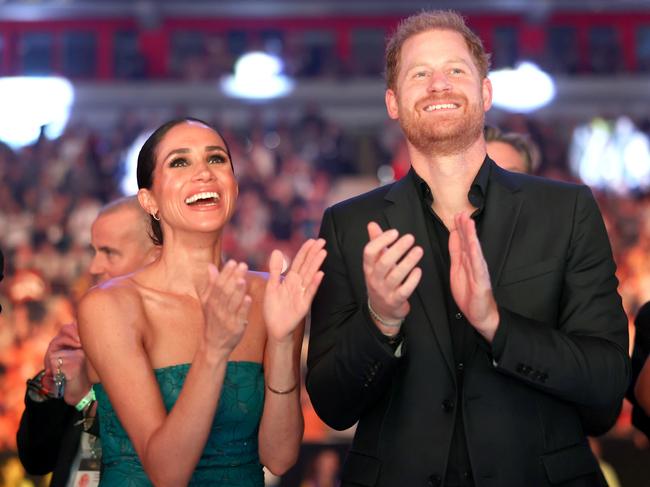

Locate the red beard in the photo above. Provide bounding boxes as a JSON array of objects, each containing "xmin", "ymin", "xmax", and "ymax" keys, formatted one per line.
[{"xmin": 399, "ymin": 94, "xmax": 485, "ymax": 156}]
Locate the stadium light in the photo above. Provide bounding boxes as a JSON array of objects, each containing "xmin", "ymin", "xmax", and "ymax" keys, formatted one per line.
[
  {"xmin": 221, "ymin": 51, "xmax": 294, "ymax": 100},
  {"xmin": 120, "ymin": 130, "xmax": 152, "ymax": 196},
  {"xmin": 0, "ymin": 76, "xmax": 74, "ymax": 149},
  {"xmin": 489, "ymin": 62, "xmax": 555, "ymax": 113}
]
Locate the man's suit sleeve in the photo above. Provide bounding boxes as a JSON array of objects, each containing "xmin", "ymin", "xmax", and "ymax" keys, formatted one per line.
[
  {"xmin": 16, "ymin": 389, "xmax": 76, "ymax": 475},
  {"xmin": 492, "ymin": 185, "xmax": 629, "ymax": 409},
  {"xmin": 306, "ymin": 207, "xmax": 402, "ymax": 431}
]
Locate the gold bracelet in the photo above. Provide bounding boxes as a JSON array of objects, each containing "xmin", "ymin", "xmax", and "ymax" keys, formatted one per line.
[{"xmin": 266, "ymin": 382, "xmax": 298, "ymax": 395}]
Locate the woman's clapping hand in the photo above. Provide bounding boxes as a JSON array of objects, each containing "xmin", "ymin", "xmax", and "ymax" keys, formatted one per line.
[{"xmin": 263, "ymin": 239, "xmax": 326, "ymax": 342}]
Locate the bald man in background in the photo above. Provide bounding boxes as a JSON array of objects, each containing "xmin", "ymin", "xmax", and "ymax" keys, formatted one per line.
[{"xmin": 17, "ymin": 196, "xmax": 160, "ymax": 487}]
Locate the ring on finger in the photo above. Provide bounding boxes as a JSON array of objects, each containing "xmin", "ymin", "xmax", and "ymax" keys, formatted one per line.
[{"xmin": 53, "ymin": 357, "xmax": 66, "ymax": 398}]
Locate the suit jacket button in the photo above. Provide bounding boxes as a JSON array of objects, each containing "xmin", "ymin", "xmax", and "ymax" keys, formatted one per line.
[{"xmin": 428, "ymin": 474, "xmax": 441, "ymax": 486}]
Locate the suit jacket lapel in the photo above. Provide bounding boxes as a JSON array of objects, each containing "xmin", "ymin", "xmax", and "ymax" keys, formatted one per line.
[
  {"xmin": 480, "ymin": 161, "xmax": 523, "ymax": 287},
  {"xmin": 383, "ymin": 175, "xmax": 456, "ymax": 377},
  {"xmin": 459, "ymin": 161, "xmax": 523, "ymax": 366},
  {"xmin": 382, "ymin": 163, "xmax": 523, "ymax": 374}
]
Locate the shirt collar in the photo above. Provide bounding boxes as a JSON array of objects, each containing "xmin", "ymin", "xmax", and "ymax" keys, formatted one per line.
[{"xmin": 410, "ymin": 156, "xmax": 491, "ymax": 213}]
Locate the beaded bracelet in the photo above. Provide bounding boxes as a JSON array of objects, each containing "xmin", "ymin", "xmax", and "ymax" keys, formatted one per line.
[
  {"xmin": 367, "ymin": 298, "xmax": 404, "ymax": 329},
  {"xmin": 75, "ymin": 387, "xmax": 96, "ymax": 412}
]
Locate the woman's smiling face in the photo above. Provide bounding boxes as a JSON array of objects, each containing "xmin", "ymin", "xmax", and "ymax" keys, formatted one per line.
[{"xmin": 145, "ymin": 120, "xmax": 238, "ymax": 235}]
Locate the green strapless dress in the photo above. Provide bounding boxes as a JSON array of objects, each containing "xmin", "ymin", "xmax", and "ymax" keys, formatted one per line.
[{"xmin": 94, "ymin": 361, "xmax": 265, "ymax": 486}]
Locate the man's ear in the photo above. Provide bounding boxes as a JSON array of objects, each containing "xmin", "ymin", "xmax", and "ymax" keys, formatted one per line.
[
  {"xmin": 482, "ymin": 77, "xmax": 493, "ymax": 112},
  {"xmin": 385, "ymin": 89, "xmax": 400, "ymax": 120}
]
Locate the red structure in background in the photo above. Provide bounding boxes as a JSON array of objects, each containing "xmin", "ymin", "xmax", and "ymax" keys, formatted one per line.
[{"xmin": 0, "ymin": 12, "xmax": 649, "ymax": 79}]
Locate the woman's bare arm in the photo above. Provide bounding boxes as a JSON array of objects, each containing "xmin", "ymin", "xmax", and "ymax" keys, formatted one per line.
[
  {"xmin": 258, "ymin": 239, "xmax": 326, "ymax": 474},
  {"xmin": 79, "ymin": 262, "xmax": 251, "ymax": 487}
]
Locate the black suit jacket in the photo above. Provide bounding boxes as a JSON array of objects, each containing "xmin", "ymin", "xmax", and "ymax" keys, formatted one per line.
[
  {"xmin": 306, "ymin": 162, "xmax": 629, "ymax": 487},
  {"xmin": 17, "ymin": 390, "xmax": 84, "ymax": 487}
]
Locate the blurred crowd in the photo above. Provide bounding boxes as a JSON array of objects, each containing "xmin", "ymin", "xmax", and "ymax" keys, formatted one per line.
[
  {"xmin": 2, "ymin": 107, "xmax": 650, "ymax": 484},
  {"xmin": 0, "ymin": 106, "xmax": 372, "ymax": 459}
]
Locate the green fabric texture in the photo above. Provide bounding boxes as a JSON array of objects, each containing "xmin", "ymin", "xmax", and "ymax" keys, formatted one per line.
[{"xmin": 94, "ymin": 361, "xmax": 265, "ymax": 486}]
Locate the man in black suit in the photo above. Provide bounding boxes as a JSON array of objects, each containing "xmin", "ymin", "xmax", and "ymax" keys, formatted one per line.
[
  {"xmin": 16, "ymin": 196, "xmax": 159, "ymax": 487},
  {"xmin": 306, "ymin": 10, "xmax": 629, "ymax": 487}
]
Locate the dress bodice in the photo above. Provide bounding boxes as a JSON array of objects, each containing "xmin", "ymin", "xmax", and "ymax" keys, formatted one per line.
[{"xmin": 94, "ymin": 361, "xmax": 265, "ymax": 486}]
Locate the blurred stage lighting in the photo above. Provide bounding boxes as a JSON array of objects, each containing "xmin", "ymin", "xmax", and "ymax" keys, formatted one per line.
[
  {"xmin": 489, "ymin": 62, "xmax": 555, "ymax": 113},
  {"xmin": 121, "ymin": 130, "xmax": 152, "ymax": 196},
  {"xmin": 0, "ymin": 76, "xmax": 74, "ymax": 149},
  {"xmin": 570, "ymin": 116, "xmax": 650, "ymax": 194},
  {"xmin": 221, "ymin": 51, "xmax": 294, "ymax": 100}
]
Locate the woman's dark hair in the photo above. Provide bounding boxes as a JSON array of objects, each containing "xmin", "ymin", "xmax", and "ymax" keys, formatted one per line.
[{"xmin": 136, "ymin": 117, "xmax": 234, "ymax": 245}]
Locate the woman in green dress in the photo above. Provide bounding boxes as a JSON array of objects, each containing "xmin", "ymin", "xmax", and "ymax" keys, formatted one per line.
[{"xmin": 78, "ymin": 117, "xmax": 326, "ymax": 486}]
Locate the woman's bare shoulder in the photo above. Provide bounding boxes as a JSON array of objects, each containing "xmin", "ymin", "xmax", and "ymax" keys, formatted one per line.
[
  {"xmin": 83, "ymin": 275, "xmax": 142, "ymax": 303},
  {"xmin": 78, "ymin": 275, "xmax": 145, "ymax": 327}
]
